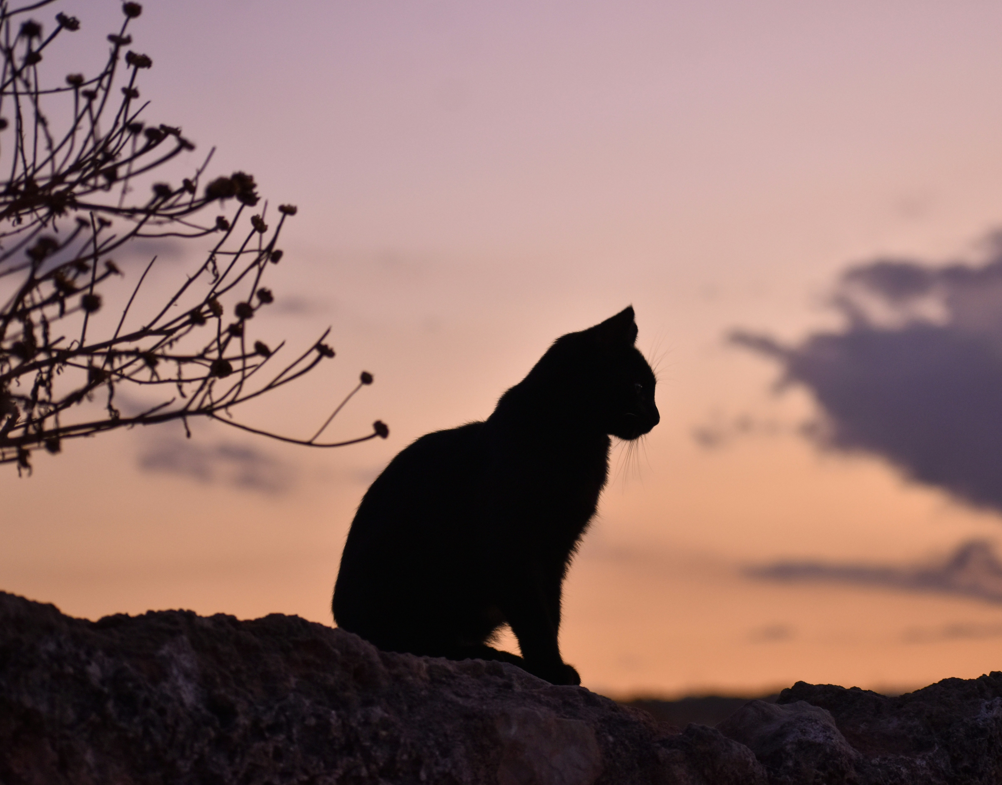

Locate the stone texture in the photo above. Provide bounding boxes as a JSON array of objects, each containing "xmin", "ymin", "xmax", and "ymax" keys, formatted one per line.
[
  {"xmin": 715, "ymin": 678, "xmax": 1002, "ymax": 784},
  {"xmin": 717, "ymin": 700, "xmax": 860, "ymax": 784},
  {"xmin": 773, "ymin": 679, "xmax": 1002, "ymax": 784},
  {"xmin": 2, "ymin": 590, "xmax": 1001, "ymax": 784},
  {"xmin": 624, "ymin": 694, "xmax": 778, "ymax": 730},
  {"xmin": 0, "ymin": 592, "xmax": 758, "ymax": 785}
]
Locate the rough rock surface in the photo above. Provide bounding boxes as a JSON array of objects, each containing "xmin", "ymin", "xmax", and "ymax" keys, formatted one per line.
[
  {"xmin": 1, "ymin": 591, "xmax": 1000, "ymax": 784},
  {"xmin": 718, "ymin": 699, "xmax": 860, "ymax": 784},
  {"xmin": 717, "ymin": 678, "xmax": 1002, "ymax": 784},
  {"xmin": 0, "ymin": 592, "xmax": 761, "ymax": 785},
  {"xmin": 776, "ymin": 678, "xmax": 1002, "ymax": 784}
]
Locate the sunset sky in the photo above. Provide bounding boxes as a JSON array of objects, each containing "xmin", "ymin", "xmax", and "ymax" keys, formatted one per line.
[{"xmin": 5, "ymin": 0, "xmax": 1002, "ymax": 698}]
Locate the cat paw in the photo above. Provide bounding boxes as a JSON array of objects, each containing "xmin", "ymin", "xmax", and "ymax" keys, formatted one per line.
[
  {"xmin": 560, "ymin": 664, "xmax": 582, "ymax": 686},
  {"xmin": 534, "ymin": 662, "xmax": 581, "ymax": 686}
]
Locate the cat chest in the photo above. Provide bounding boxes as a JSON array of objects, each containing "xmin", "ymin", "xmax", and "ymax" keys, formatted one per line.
[{"xmin": 487, "ymin": 447, "xmax": 608, "ymax": 522}]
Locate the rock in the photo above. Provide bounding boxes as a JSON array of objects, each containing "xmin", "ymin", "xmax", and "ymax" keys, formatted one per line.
[
  {"xmin": 496, "ymin": 708, "xmax": 602, "ymax": 785},
  {"xmin": 624, "ymin": 694, "xmax": 779, "ymax": 730},
  {"xmin": 717, "ymin": 700, "xmax": 859, "ymax": 784},
  {"xmin": 775, "ymin": 679, "xmax": 1002, "ymax": 784},
  {"xmin": 2, "ymin": 590, "xmax": 1000, "ymax": 784},
  {"xmin": 0, "ymin": 592, "xmax": 758, "ymax": 785},
  {"xmin": 715, "ymin": 678, "xmax": 1002, "ymax": 784}
]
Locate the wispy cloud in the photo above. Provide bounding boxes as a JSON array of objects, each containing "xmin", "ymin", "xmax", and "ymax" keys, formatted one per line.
[
  {"xmin": 747, "ymin": 539, "xmax": 1002, "ymax": 606},
  {"xmin": 112, "ymin": 236, "xmax": 189, "ymax": 270},
  {"xmin": 137, "ymin": 437, "xmax": 295, "ymax": 495},
  {"xmin": 747, "ymin": 623, "xmax": 795, "ymax": 643},
  {"xmin": 691, "ymin": 413, "xmax": 787, "ymax": 450},
  {"xmin": 269, "ymin": 294, "xmax": 326, "ymax": 316},
  {"xmin": 731, "ymin": 232, "xmax": 1002, "ymax": 514},
  {"xmin": 901, "ymin": 622, "xmax": 1002, "ymax": 644}
]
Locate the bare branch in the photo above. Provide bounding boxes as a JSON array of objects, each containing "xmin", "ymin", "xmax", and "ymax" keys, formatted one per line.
[{"xmin": 0, "ymin": 1, "xmax": 384, "ymax": 474}]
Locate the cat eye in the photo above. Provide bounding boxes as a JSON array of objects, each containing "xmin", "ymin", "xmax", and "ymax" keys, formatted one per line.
[{"xmin": 634, "ymin": 382, "xmax": 644, "ymax": 393}]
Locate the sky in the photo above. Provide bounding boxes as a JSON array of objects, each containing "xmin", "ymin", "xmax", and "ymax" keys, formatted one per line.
[{"xmin": 4, "ymin": 0, "xmax": 1002, "ymax": 698}]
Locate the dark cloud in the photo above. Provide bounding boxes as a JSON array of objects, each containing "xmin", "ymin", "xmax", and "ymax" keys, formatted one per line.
[
  {"xmin": 747, "ymin": 539, "xmax": 1002, "ymax": 606},
  {"xmin": 731, "ymin": 237, "xmax": 1002, "ymax": 513},
  {"xmin": 138, "ymin": 437, "xmax": 295, "ymax": 495}
]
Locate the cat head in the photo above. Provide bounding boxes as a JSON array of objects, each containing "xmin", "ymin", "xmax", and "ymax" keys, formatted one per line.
[
  {"xmin": 585, "ymin": 307, "xmax": 659, "ymax": 440},
  {"xmin": 522, "ymin": 306, "xmax": 660, "ymax": 440}
]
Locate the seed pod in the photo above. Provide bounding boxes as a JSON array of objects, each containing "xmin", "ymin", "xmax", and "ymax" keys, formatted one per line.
[
  {"xmin": 231, "ymin": 172, "xmax": 259, "ymax": 206},
  {"xmin": 205, "ymin": 176, "xmax": 236, "ymax": 200},
  {"xmin": 210, "ymin": 358, "xmax": 233, "ymax": 378},
  {"xmin": 125, "ymin": 51, "xmax": 152, "ymax": 68},
  {"xmin": 53, "ymin": 272, "xmax": 77, "ymax": 294},
  {"xmin": 19, "ymin": 20, "xmax": 41, "ymax": 39},
  {"xmin": 56, "ymin": 13, "xmax": 80, "ymax": 31}
]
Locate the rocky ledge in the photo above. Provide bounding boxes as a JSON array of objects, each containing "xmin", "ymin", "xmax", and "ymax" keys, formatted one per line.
[{"xmin": 1, "ymin": 591, "xmax": 1000, "ymax": 785}]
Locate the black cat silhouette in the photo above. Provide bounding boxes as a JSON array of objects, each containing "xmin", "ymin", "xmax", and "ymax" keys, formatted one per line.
[{"xmin": 332, "ymin": 306, "xmax": 659, "ymax": 685}]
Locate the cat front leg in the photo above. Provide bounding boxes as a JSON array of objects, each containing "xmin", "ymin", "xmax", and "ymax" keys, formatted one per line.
[{"xmin": 500, "ymin": 574, "xmax": 580, "ymax": 686}]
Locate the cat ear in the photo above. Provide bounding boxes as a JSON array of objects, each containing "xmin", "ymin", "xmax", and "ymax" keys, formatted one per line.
[{"xmin": 595, "ymin": 306, "xmax": 638, "ymax": 346}]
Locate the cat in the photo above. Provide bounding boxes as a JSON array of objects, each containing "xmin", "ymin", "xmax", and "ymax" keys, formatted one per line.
[{"xmin": 332, "ymin": 306, "xmax": 659, "ymax": 685}]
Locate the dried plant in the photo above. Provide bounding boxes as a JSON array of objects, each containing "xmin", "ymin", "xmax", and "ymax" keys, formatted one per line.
[{"xmin": 0, "ymin": 0, "xmax": 387, "ymax": 474}]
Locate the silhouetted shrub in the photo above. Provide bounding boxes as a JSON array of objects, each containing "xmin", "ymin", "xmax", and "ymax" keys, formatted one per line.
[{"xmin": 0, "ymin": 0, "xmax": 386, "ymax": 474}]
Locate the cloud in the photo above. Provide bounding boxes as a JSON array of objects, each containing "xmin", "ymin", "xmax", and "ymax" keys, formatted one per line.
[
  {"xmin": 691, "ymin": 413, "xmax": 786, "ymax": 450},
  {"xmin": 747, "ymin": 624, "xmax": 795, "ymax": 643},
  {"xmin": 114, "ymin": 237, "xmax": 189, "ymax": 267},
  {"xmin": 731, "ymin": 235, "xmax": 1002, "ymax": 514},
  {"xmin": 747, "ymin": 539, "xmax": 1002, "ymax": 606},
  {"xmin": 901, "ymin": 622, "xmax": 1002, "ymax": 644},
  {"xmin": 264, "ymin": 293, "xmax": 331, "ymax": 317},
  {"xmin": 137, "ymin": 437, "xmax": 295, "ymax": 494}
]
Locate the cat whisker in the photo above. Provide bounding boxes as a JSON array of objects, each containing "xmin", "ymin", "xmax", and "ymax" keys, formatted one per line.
[
  {"xmin": 612, "ymin": 435, "xmax": 648, "ymax": 486},
  {"xmin": 646, "ymin": 334, "xmax": 674, "ymax": 384}
]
